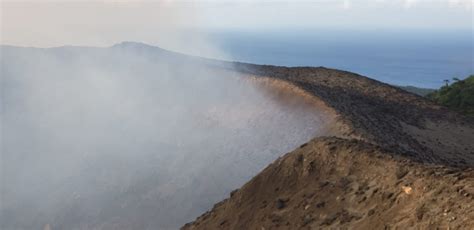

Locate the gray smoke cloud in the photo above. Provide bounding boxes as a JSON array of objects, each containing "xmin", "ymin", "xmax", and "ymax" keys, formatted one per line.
[{"xmin": 0, "ymin": 42, "xmax": 332, "ymax": 230}]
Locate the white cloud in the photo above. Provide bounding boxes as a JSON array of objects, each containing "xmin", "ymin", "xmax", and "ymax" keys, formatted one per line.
[
  {"xmin": 400, "ymin": 0, "xmax": 472, "ymax": 10},
  {"xmin": 448, "ymin": 0, "xmax": 473, "ymax": 10},
  {"xmin": 343, "ymin": 0, "xmax": 352, "ymax": 9},
  {"xmin": 403, "ymin": 0, "xmax": 419, "ymax": 8}
]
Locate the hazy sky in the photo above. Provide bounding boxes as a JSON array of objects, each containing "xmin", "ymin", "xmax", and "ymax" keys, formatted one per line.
[{"xmin": 0, "ymin": 0, "xmax": 473, "ymax": 48}]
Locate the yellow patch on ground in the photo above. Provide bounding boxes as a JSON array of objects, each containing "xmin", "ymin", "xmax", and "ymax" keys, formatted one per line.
[{"xmin": 402, "ymin": 186, "xmax": 413, "ymax": 195}]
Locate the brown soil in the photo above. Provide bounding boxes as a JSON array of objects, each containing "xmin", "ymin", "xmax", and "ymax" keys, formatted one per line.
[
  {"xmin": 183, "ymin": 137, "xmax": 474, "ymax": 229},
  {"xmin": 182, "ymin": 64, "xmax": 474, "ymax": 229}
]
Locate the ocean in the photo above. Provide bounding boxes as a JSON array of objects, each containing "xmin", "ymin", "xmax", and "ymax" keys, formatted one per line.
[{"xmin": 211, "ymin": 29, "xmax": 473, "ymax": 88}]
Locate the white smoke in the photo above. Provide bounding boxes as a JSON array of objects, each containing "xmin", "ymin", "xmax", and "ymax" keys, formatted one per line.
[{"xmin": 0, "ymin": 43, "xmax": 332, "ymax": 230}]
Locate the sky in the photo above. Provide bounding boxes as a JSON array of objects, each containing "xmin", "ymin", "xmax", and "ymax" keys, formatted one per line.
[{"xmin": 0, "ymin": 0, "xmax": 473, "ymax": 48}]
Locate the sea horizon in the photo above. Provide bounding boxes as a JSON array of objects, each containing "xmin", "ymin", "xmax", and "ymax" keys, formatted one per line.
[{"xmin": 211, "ymin": 28, "xmax": 473, "ymax": 88}]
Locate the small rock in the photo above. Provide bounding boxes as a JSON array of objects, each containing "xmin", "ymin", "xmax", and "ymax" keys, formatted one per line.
[
  {"xmin": 319, "ymin": 181, "xmax": 330, "ymax": 188},
  {"xmin": 339, "ymin": 210, "xmax": 358, "ymax": 224},
  {"xmin": 316, "ymin": 201, "xmax": 326, "ymax": 208},
  {"xmin": 219, "ymin": 220, "xmax": 227, "ymax": 226},
  {"xmin": 320, "ymin": 214, "xmax": 338, "ymax": 226},
  {"xmin": 415, "ymin": 205, "xmax": 425, "ymax": 220},
  {"xmin": 230, "ymin": 189, "xmax": 238, "ymax": 197},
  {"xmin": 302, "ymin": 215, "xmax": 314, "ymax": 226},
  {"xmin": 297, "ymin": 154, "xmax": 304, "ymax": 162},
  {"xmin": 276, "ymin": 199, "xmax": 286, "ymax": 209},
  {"xmin": 396, "ymin": 167, "xmax": 409, "ymax": 179},
  {"xmin": 402, "ymin": 186, "xmax": 413, "ymax": 195},
  {"xmin": 372, "ymin": 188, "xmax": 379, "ymax": 195},
  {"xmin": 368, "ymin": 209, "xmax": 375, "ymax": 216},
  {"xmin": 270, "ymin": 213, "xmax": 283, "ymax": 223},
  {"xmin": 383, "ymin": 192, "xmax": 394, "ymax": 199}
]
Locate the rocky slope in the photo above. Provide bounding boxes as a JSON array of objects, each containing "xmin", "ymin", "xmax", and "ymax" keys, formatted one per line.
[
  {"xmin": 183, "ymin": 64, "xmax": 474, "ymax": 229},
  {"xmin": 183, "ymin": 137, "xmax": 474, "ymax": 229},
  {"xmin": 232, "ymin": 64, "xmax": 474, "ymax": 167}
]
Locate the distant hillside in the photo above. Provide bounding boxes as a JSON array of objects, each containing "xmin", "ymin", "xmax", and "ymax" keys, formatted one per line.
[
  {"xmin": 427, "ymin": 76, "xmax": 474, "ymax": 117},
  {"xmin": 398, "ymin": 85, "xmax": 435, "ymax": 96}
]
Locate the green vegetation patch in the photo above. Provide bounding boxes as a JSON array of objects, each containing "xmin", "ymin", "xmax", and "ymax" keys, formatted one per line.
[{"xmin": 427, "ymin": 75, "xmax": 474, "ymax": 117}]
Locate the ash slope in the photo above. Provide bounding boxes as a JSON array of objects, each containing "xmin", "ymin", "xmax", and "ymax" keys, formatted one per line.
[{"xmin": 183, "ymin": 64, "xmax": 474, "ymax": 229}]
